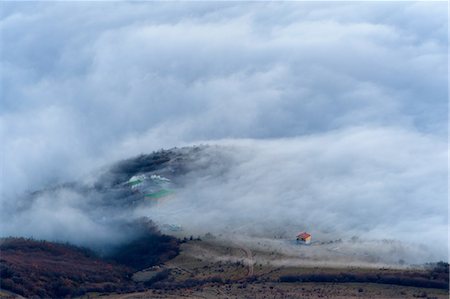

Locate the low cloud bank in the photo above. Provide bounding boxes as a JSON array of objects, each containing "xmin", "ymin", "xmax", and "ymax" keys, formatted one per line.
[
  {"xmin": 1, "ymin": 126, "xmax": 446, "ymax": 265},
  {"xmin": 0, "ymin": 2, "xmax": 447, "ymax": 265},
  {"xmin": 144, "ymin": 127, "xmax": 447, "ymax": 264}
]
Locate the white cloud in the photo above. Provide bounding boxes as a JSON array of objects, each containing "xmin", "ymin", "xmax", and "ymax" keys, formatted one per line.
[
  {"xmin": 139, "ymin": 127, "xmax": 447, "ymax": 263},
  {"xmin": 0, "ymin": 2, "xmax": 447, "ymax": 262}
]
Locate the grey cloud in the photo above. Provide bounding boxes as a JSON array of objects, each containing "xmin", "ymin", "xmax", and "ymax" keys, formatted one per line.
[{"xmin": 0, "ymin": 2, "xmax": 447, "ymax": 263}]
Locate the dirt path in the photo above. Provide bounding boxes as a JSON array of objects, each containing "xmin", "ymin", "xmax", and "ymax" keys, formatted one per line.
[{"xmin": 240, "ymin": 246, "xmax": 254, "ymax": 277}]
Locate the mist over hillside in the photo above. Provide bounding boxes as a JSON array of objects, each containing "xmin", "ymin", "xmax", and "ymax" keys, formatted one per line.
[
  {"xmin": 1, "ymin": 130, "xmax": 446, "ymax": 265},
  {"xmin": 0, "ymin": 1, "xmax": 447, "ymax": 273}
]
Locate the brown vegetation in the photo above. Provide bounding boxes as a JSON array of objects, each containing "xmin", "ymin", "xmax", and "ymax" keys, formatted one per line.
[
  {"xmin": 0, "ymin": 219, "xmax": 180, "ymax": 298},
  {"xmin": 278, "ymin": 267, "xmax": 449, "ymax": 290},
  {"xmin": 0, "ymin": 238, "xmax": 134, "ymax": 298},
  {"xmin": 1, "ymin": 237, "xmax": 448, "ymax": 299}
]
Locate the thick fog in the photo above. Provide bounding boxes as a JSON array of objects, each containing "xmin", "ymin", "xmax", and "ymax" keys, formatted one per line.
[
  {"xmin": 144, "ymin": 130, "xmax": 447, "ymax": 264},
  {"xmin": 0, "ymin": 2, "xmax": 447, "ymax": 263}
]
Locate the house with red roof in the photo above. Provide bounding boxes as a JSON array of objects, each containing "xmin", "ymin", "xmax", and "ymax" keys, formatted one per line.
[{"xmin": 297, "ymin": 232, "xmax": 311, "ymax": 245}]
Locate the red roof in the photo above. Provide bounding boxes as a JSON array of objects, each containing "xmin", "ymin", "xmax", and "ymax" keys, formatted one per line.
[{"xmin": 297, "ymin": 232, "xmax": 311, "ymax": 239}]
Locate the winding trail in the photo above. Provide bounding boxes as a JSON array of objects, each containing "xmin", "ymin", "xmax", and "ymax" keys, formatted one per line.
[{"xmin": 241, "ymin": 246, "xmax": 254, "ymax": 277}]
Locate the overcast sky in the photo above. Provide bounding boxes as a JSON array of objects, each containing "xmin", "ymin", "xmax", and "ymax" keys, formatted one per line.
[{"xmin": 0, "ymin": 2, "xmax": 447, "ymax": 261}]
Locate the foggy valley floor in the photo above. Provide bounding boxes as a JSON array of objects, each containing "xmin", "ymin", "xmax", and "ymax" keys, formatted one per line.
[
  {"xmin": 0, "ymin": 147, "xmax": 448, "ymax": 298},
  {"xmin": 0, "ymin": 236, "xmax": 448, "ymax": 299}
]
